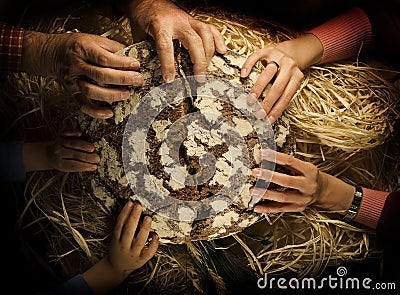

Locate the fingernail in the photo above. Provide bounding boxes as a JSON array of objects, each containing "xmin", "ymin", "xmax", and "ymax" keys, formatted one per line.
[
  {"xmin": 122, "ymin": 90, "xmax": 131, "ymax": 99},
  {"xmin": 144, "ymin": 215, "xmax": 152, "ymax": 224},
  {"xmin": 253, "ymin": 206, "xmax": 261, "ymax": 213},
  {"xmin": 164, "ymin": 74, "xmax": 174, "ymax": 83},
  {"xmin": 90, "ymin": 165, "xmax": 97, "ymax": 171},
  {"xmin": 88, "ymin": 146, "xmax": 95, "ymax": 153},
  {"xmin": 251, "ymin": 168, "xmax": 262, "ymax": 178},
  {"xmin": 268, "ymin": 116, "xmax": 275, "ymax": 123},
  {"xmin": 132, "ymin": 76, "xmax": 143, "ymax": 85},
  {"xmin": 255, "ymin": 108, "xmax": 267, "ymax": 119},
  {"xmin": 247, "ymin": 93, "xmax": 257, "ymax": 105},
  {"xmin": 251, "ymin": 188, "xmax": 263, "ymax": 197},
  {"xmin": 134, "ymin": 203, "xmax": 142, "ymax": 212},
  {"xmin": 195, "ymin": 74, "xmax": 206, "ymax": 83},
  {"xmin": 103, "ymin": 112, "xmax": 114, "ymax": 119},
  {"xmin": 241, "ymin": 68, "xmax": 247, "ymax": 77},
  {"xmin": 261, "ymin": 149, "xmax": 272, "ymax": 158},
  {"xmin": 221, "ymin": 45, "xmax": 227, "ymax": 53},
  {"xmin": 130, "ymin": 60, "xmax": 140, "ymax": 67}
]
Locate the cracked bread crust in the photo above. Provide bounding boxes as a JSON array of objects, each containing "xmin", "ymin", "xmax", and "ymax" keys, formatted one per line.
[{"xmin": 77, "ymin": 40, "xmax": 295, "ymax": 244}]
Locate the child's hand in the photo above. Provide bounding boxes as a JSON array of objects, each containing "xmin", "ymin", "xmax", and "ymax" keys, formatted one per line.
[
  {"xmin": 47, "ymin": 129, "xmax": 100, "ymax": 172},
  {"xmin": 81, "ymin": 201, "xmax": 159, "ymax": 294},
  {"xmin": 107, "ymin": 201, "xmax": 159, "ymax": 277}
]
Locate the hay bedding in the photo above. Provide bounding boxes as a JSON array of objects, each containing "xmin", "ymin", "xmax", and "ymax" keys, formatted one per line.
[{"xmin": 4, "ymin": 2, "xmax": 400, "ymax": 295}]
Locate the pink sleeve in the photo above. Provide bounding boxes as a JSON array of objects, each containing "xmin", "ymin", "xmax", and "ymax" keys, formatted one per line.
[
  {"xmin": 308, "ymin": 7, "xmax": 373, "ymax": 64},
  {"xmin": 354, "ymin": 187, "xmax": 390, "ymax": 229}
]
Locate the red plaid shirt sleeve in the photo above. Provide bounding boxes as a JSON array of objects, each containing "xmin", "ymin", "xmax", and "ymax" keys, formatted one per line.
[{"xmin": 0, "ymin": 21, "xmax": 25, "ymax": 73}]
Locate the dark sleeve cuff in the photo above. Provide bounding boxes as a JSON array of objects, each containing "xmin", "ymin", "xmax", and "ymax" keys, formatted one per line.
[
  {"xmin": 0, "ymin": 141, "xmax": 26, "ymax": 182},
  {"xmin": 47, "ymin": 274, "xmax": 94, "ymax": 295}
]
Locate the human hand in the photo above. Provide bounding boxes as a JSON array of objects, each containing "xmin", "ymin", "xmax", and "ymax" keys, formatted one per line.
[
  {"xmin": 107, "ymin": 201, "xmax": 158, "ymax": 277},
  {"xmin": 250, "ymin": 149, "xmax": 354, "ymax": 213},
  {"xmin": 22, "ymin": 31, "xmax": 143, "ymax": 118},
  {"xmin": 47, "ymin": 129, "xmax": 100, "ymax": 172},
  {"xmin": 241, "ymin": 34, "xmax": 324, "ymax": 124},
  {"xmin": 127, "ymin": 0, "xmax": 227, "ymax": 82},
  {"xmin": 82, "ymin": 201, "xmax": 159, "ymax": 294},
  {"xmin": 241, "ymin": 46, "xmax": 304, "ymax": 124}
]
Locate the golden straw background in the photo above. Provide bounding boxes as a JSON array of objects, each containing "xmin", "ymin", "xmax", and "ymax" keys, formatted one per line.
[{"xmin": 1, "ymin": 2, "xmax": 399, "ymax": 294}]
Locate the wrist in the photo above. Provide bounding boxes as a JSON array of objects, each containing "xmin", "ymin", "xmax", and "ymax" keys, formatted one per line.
[
  {"xmin": 127, "ymin": 0, "xmax": 152, "ymax": 42},
  {"xmin": 43, "ymin": 141, "xmax": 56, "ymax": 170},
  {"xmin": 22, "ymin": 31, "xmax": 52, "ymax": 76},
  {"xmin": 276, "ymin": 34, "xmax": 323, "ymax": 70},
  {"xmin": 128, "ymin": 0, "xmax": 174, "ymax": 15},
  {"xmin": 83, "ymin": 257, "xmax": 129, "ymax": 295},
  {"xmin": 23, "ymin": 142, "xmax": 53, "ymax": 172},
  {"xmin": 103, "ymin": 256, "xmax": 130, "ymax": 282},
  {"xmin": 313, "ymin": 172, "xmax": 354, "ymax": 212},
  {"xmin": 127, "ymin": 0, "xmax": 179, "ymax": 42}
]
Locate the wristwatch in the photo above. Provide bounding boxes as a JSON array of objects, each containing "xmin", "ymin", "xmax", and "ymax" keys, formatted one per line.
[{"xmin": 344, "ymin": 185, "xmax": 363, "ymax": 220}]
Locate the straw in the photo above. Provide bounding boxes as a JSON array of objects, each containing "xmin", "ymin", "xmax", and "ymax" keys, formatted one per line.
[{"xmin": 2, "ymin": 3, "xmax": 398, "ymax": 294}]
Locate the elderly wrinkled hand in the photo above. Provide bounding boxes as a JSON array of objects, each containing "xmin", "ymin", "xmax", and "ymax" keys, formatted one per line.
[
  {"xmin": 128, "ymin": 0, "xmax": 227, "ymax": 82},
  {"xmin": 241, "ymin": 45, "xmax": 304, "ymax": 124},
  {"xmin": 23, "ymin": 31, "xmax": 143, "ymax": 118}
]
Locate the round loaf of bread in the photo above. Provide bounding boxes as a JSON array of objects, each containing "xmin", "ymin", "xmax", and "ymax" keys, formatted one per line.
[{"xmin": 77, "ymin": 40, "xmax": 295, "ymax": 243}]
